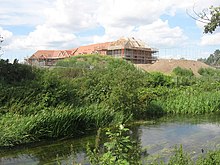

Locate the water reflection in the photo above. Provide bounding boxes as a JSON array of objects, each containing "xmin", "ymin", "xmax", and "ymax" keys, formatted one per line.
[
  {"xmin": 0, "ymin": 135, "xmax": 95, "ymax": 165},
  {"xmin": 140, "ymin": 114, "xmax": 220, "ymax": 163},
  {"xmin": 1, "ymin": 114, "xmax": 220, "ymax": 164}
]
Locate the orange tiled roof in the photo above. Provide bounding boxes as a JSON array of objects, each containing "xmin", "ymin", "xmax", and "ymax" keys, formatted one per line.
[
  {"xmin": 29, "ymin": 37, "xmax": 155, "ymax": 61},
  {"xmin": 72, "ymin": 42, "xmax": 113, "ymax": 55},
  {"xmin": 29, "ymin": 50, "xmax": 71, "ymax": 59}
]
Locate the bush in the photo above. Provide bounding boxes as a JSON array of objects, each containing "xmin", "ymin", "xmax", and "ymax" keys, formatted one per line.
[
  {"xmin": 145, "ymin": 72, "xmax": 174, "ymax": 87},
  {"xmin": 87, "ymin": 125, "xmax": 141, "ymax": 165},
  {"xmin": 198, "ymin": 67, "xmax": 220, "ymax": 77},
  {"xmin": 173, "ymin": 67, "xmax": 194, "ymax": 77},
  {"xmin": 0, "ymin": 59, "xmax": 35, "ymax": 84}
]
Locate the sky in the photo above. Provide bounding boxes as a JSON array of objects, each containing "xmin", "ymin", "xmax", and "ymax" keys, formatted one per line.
[{"xmin": 0, "ymin": 0, "xmax": 220, "ymax": 62}]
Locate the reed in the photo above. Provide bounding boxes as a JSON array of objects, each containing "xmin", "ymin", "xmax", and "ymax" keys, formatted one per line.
[
  {"xmin": 157, "ymin": 87, "xmax": 220, "ymax": 114},
  {"xmin": 0, "ymin": 104, "xmax": 120, "ymax": 147}
]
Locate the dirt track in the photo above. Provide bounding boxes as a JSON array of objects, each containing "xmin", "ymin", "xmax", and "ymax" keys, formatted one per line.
[{"xmin": 136, "ymin": 59, "xmax": 211, "ymax": 76}]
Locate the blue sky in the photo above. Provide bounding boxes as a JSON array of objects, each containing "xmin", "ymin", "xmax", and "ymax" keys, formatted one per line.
[{"xmin": 0, "ymin": 0, "xmax": 219, "ymax": 62}]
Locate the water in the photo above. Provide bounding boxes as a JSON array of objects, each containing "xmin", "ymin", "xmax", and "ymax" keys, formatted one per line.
[
  {"xmin": 139, "ymin": 115, "xmax": 220, "ymax": 163},
  {"xmin": 1, "ymin": 114, "xmax": 220, "ymax": 164}
]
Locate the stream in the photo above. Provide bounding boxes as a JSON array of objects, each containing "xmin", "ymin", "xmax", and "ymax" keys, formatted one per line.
[{"xmin": 1, "ymin": 114, "xmax": 220, "ymax": 164}]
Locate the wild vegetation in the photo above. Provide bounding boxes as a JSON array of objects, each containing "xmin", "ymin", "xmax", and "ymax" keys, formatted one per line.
[
  {"xmin": 0, "ymin": 55, "xmax": 220, "ymax": 150},
  {"xmin": 86, "ymin": 125, "xmax": 220, "ymax": 165}
]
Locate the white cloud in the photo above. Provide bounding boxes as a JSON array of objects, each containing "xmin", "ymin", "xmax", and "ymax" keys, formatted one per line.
[
  {"xmin": 1, "ymin": 0, "xmax": 100, "ymax": 51},
  {"xmin": 0, "ymin": 27, "xmax": 13, "ymax": 40},
  {"xmin": 7, "ymin": 25, "xmax": 77, "ymax": 50},
  {"xmin": 0, "ymin": 0, "xmax": 54, "ymax": 26},
  {"xmin": 135, "ymin": 20, "xmax": 188, "ymax": 47},
  {"xmin": 201, "ymin": 32, "xmax": 220, "ymax": 46},
  {"xmin": 44, "ymin": 0, "xmax": 99, "ymax": 32},
  {"xmin": 0, "ymin": 27, "xmax": 13, "ymax": 50},
  {"xmin": 97, "ymin": 0, "xmax": 161, "ymax": 27},
  {"xmin": 94, "ymin": 19, "xmax": 187, "ymax": 48},
  {"xmin": 194, "ymin": 1, "xmax": 220, "ymax": 46},
  {"xmin": 1, "ymin": 0, "xmax": 219, "ymax": 60},
  {"xmin": 93, "ymin": 0, "xmax": 193, "ymax": 48},
  {"xmin": 97, "ymin": 0, "xmax": 196, "ymax": 28},
  {"xmin": 194, "ymin": 1, "xmax": 220, "ymax": 32}
]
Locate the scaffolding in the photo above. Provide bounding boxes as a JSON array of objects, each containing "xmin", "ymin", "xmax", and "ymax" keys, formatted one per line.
[{"xmin": 106, "ymin": 38, "xmax": 158, "ymax": 64}]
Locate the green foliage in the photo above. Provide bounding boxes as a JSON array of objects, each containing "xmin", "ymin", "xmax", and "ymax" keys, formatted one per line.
[
  {"xmin": 154, "ymin": 146, "xmax": 220, "ymax": 165},
  {"xmin": 1, "ymin": 55, "xmax": 220, "ymax": 147},
  {"xmin": 56, "ymin": 54, "xmax": 112, "ymax": 69},
  {"xmin": 0, "ymin": 104, "xmax": 117, "ymax": 146},
  {"xmin": 0, "ymin": 55, "xmax": 157, "ymax": 146},
  {"xmin": 0, "ymin": 70, "xmax": 77, "ymax": 116},
  {"xmin": 58, "ymin": 55, "xmax": 149, "ymax": 121},
  {"xmin": 196, "ymin": 150, "xmax": 220, "ymax": 165},
  {"xmin": 157, "ymin": 87, "xmax": 220, "ymax": 114},
  {"xmin": 167, "ymin": 145, "xmax": 193, "ymax": 165},
  {"xmin": 198, "ymin": 49, "xmax": 220, "ymax": 66},
  {"xmin": 203, "ymin": 6, "xmax": 220, "ymax": 34},
  {"xmin": 137, "ymin": 87, "xmax": 168, "ymax": 116},
  {"xmin": 145, "ymin": 72, "xmax": 174, "ymax": 87},
  {"xmin": 198, "ymin": 67, "xmax": 220, "ymax": 79},
  {"xmin": 0, "ymin": 59, "xmax": 35, "ymax": 84},
  {"xmin": 173, "ymin": 67, "xmax": 194, "ymax": 77},
  {"xmin": 172, "ymin": 67, "xmax": 196, "ymax": 86},
  {"xmin": 87, "ymin": 125, "xmax": 141, "ymax": 165}
]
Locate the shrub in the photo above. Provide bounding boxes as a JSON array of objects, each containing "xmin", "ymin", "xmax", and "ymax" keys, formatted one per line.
[
  {"xmin": 0, "ymin": 59, "xmax": 35, "ymax": 84},
  {"xmin": 145, "ymin": 72, "xmax": 174, "ymax": 87},
  {"xmin": 173, "ymin": 67, "xmax": 194, "ymax": 77},
  {"xmin": 198, "ymin": 67, "xmax": 220, "ymax": 77},
  {"xmin": 87, "ymin": 125, "xmax": 141, "ymax": 165}
]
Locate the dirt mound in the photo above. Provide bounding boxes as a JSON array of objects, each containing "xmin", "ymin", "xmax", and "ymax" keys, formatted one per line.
[{"xmin": 136, "ymin": 59, "xmax": 212, "ymax": 76}]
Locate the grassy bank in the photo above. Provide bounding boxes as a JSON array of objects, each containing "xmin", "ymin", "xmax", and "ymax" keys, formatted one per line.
[
  {"xmin": 0, "ymin": 56, "xmax": 151, "ymax": 147},
  {"xmin": 0, "ymin": 56, "xmax": 220, "ymax": 147}
]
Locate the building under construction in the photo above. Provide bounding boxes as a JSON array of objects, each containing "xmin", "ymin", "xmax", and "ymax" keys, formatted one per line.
[
  {"xmin": 27, "ymin": 50, "xmax": 72, "ymax": 66},
  {"xmin": 106, "ymin": 37, "xmax": 158, "ymax": 64},
  {"xmin": 27, "ymin": 37, "xmax": 158, "ymax": 66}
]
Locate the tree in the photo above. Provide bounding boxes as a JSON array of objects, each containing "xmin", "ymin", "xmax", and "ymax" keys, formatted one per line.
[
  {"xmin": 203, "ymin": 6, "xmax": 220, "ymax": 33},
  {"xmin": 188, "ymin": 5, "xmax": 220, "ymax": 33},
  {"xmin": 197, "ymin": 49, "xmax": 220, "ymax": 66}
]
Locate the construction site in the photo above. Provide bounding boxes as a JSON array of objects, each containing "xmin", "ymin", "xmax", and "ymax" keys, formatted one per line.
[
  {"xmin": 27, "ymin": 37, "xmax": 158, "ymax": 66},
  {"xmin": 106, "ymin": 37, "xmax": 158, "ymax": 64}
]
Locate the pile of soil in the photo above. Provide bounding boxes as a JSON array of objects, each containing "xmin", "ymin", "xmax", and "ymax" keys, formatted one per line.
[{"xmin": 136, "ymin": 59, "xmax": 212, "ymax": 76}]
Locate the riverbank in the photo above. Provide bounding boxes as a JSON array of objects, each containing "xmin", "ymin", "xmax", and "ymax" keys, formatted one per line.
[{"xmin": 1, "ymin": 55, "xmax": 220, "ymax": 147}]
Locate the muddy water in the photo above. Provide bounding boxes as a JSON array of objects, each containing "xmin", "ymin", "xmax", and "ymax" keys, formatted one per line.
[{"xmin": 1, "ymin": 114, "xmax": 220, "ymax": 164}]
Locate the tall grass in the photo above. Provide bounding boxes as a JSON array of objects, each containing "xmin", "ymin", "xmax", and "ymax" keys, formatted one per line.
[
  {"xmin": 156, "ymin": 87, "xmax": 220, "ymax": 114},
  {"xmin": 1, "ymin": 56, "xmax": 220, "ymax": 147},
  {"xmin": 0, "ymin": 104, "xmax": 121, "ymax": 147}
]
